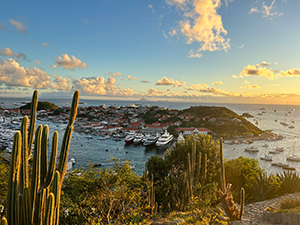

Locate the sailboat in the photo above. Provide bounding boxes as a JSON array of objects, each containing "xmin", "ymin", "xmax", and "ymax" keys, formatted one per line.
[
  {"xmin": 260, "ymin": 144, "xmax": 272, "ymax": 161},
  {"xmin": 287, "ymin": 142, "xmax": 300, "ymax": 162}
]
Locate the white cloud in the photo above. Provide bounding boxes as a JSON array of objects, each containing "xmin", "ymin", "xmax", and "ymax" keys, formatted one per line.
[
  {"xmin": 9, "ymin": 19, "xmax": 27, "ymax": 33},
  {"xmin": 248, "ymin": 0, "xmax": 283, "ymax": 20},
  {"xmin": 237, "ymin": 44, "xmax": 244, "ymax": 48},
  {"xmin": 50, "ymin": 75, "xmax": 72, "ymax": 91},
  {"xmin": 0, "ymin": 58, "xmax": 50, "ymax": 88},
  {"xmin": 255, "ymin": 61, "xmax": 271, "ymax": 67},
  {"xmin": 156, "ymin": 77, "xmax": 186, "ymax": 87},
  {"xmin": 166, "ymin": 0, "xmax": 230, "ymax": 55},
  {"xmin": 54, "ymin": 54, "xmax": 87, "ymax": 70},
  {"xmin": 0, "ymin": 47, "xmax": 27, "ymax": 60},
  {"xmin": 162, "ymin": 30, "xmax": 168, "ymax": 38}
]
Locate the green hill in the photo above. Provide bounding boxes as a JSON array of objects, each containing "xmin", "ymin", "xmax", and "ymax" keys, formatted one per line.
[{"xmin": 20, "ymin": 101, "xmax": 59, "ymax": 111}]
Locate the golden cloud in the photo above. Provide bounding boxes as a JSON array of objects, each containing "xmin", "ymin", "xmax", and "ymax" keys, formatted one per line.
[
  {"xmin": 243, "ymin": 85, "xmax": 260, "ymax": 89},
  {"xmin": 167, "ymin": 0, "xmax": 230, "ymax": 54},
  {"xmin": 241, "ymin": 65, "xmax": 275, "ymax": 79},
  {"xmin": 0, "ymin": 47, "xmax": 27, "ymax": 59},
  {"xmin": 156, "ymin": 77, "xmax": 186, "ymax": 87},
  {"xmin": 127, "ymin": 75, "xmax": 139, "ymax": 80},
  {"xmin": 54, "ymin": 54, "xmax": 87, "ymax": 70},
  {"xmin": 50, "ymin": 75, "xmax": 72, "ymax": 92},
  {"xmin": 213, "ymin": 81, "xmax": 223, "ymax": 85},
  {"xmin": 280, "ymin": 69, "xmax": 300, "ymax": 77},
  {"xmin": 9, "ymin": 19, "xmax": 27, "ymax": 33}
]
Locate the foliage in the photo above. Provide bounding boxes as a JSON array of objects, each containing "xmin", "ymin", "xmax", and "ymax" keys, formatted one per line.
[
  {"xmin": 20, "ymin": 101, "xmax": 59, "ymax": 110},
  {"xmin": 277, "ymin": 171, "xmax": 300, "ymax": 195},
  {"xmin": 247, "ymin": 172, "xmax": 280, "ymax": 202},
  {"xmin": 147, "ymin": 134, "xmax": 220, "ymax": 212},
  {"xmin": 279, "ymin": 197, "xmax": 300, "ymax": 210},
  {"xmin": 60, "ymin": 159, "xmax": 147, "ymax": 225},
  {"xmin": 0, "ymin": 160, "xmax": 9, "ymax": 215},
  {"xmin": 224, "ymin": 156, "xmax": 263, "ymax": 202}
]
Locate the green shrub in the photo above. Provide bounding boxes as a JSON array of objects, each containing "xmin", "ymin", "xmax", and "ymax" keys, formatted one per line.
[
  {"xmin": 277, "ymin": 171, "xmax": 300, "ymax": 195},
  {"xmin": 279, "ymin": 197, "xmax": 300, "ymax": 210}
]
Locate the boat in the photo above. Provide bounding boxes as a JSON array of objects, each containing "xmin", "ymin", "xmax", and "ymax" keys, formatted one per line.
[
  {"xmin": 156, "ymin": 130, "xmax": 174, "ymax": 149},
  {"xmin": 260, "ymin": 155, "xmax": 272, "ymax": 161},
  {"xmin": 143, "ymin": 133, "xmax": 160, "ymax": 147},
  {"xmin": 133, "ymin": 133, "xmax": 144, "ymax": 144},
  {"xmin": 280, "ymin": 122, "xmax": 288, "ymax": 126},
  {"xmin": 262, "ymin": 144, "xmax": 269, "ymax": 148},
  {"xmin": 85, "ymin": 135, "xmax": 93, "ymax": 139},
  {"xmin": 269, "ymin": 149, "xmax": 280, "ymax": 154},
  {"xmin": 288, "ymin": 125, "xmax": 295, "ymax": 129},
  {"xmin": 93, "ymin": 163, "xmax": 102, "ymax": 167},
  {"xmin": 113, "ymin": 137, "xmax": 122, "ymax": 141},
  {"xmin": 282, "ymin": 166, "xmax": 296, "ymax": 171},
  {"xmin": 273, "ymin": 146, "xmax": 284, "ymax": 152},
  {"xmin": 98, "ymin": 136, "xmax": 106, "ymax": 140},
  {"xmin": 70, "ymin": 158, "xmax": 75, "ymax": 164},
  {"xmin": 271, "ymin": 162, "xmax": 289, "ymax": 167},
  {"xmin": 124, "ymin": 132, "xmax": 136, "ymax": 144},
  {"xmin": 79, "ymin": 101, "xmax": 87, "ymax": 105},
  {"xmin": 244, "ymin": 146, "xmax": 259, "ymax": 153},
  {"xmin": 286, "ymin": 142, "xmax": 300, "ymax": 162}
]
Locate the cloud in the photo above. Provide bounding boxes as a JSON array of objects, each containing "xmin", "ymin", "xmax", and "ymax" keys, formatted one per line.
[
  {"xmin": 50, "ymin": 64, "xmax": 57, "ymax": 68},
  {"xmin": 162, "ymin": 30, "xmax": 168, "ymax": 38},
  {"xmin": 9, "ymin": 19, "xmax": 27, "ymax": 33},
  {"xmin": 0, "ymin": 47, "xmax": 27, "ymax": 60},
  {"xmin": 50, "ymin": 75, "xmax": 72, "ymax": 92},
  {"xmin": 248, "ymin": 0, "xmax": 283, "ymax": 20},
  {"xmin": 244, "ymin": 80, "xmax": 250, "ymax": 84},
  {"xmin": 237, "ymin": 44, "xmax": 244, "ymax": 48},
  {"xmin": 41, "ymin": 42, "xmax": 49, "ymax": 47},
  {"xmin": 197, "ymin": 86, "xmax": 240, "ymax": 97},
  {"xmin": 274, "ymin": 62, "xmax": 278, "ymax": 66},
  {"xmin": 212, "ymin": 81, "xmax": 223, "ymax": 85},
  {"xmin": 186, "ymin": 83, "xmax": 208, "ymax": 90},
  {"xmin": 187, "ymin": 49, "xmax": 202, "ymax": 58},
  {"xmin": 0, "ymin": 22, "xmax": 8, "ymax": 30},
  {"xmin": 54, "ymin": 54, "xmax": 87, "ymax": 70},
  {"xmin": 243, "ymin": 85, "xmax": 260, "ymax": 89},
  {"xmin": 241, "ymin": 65, "xmax": 275, "ymax": 79},
  {"xmin": 35, "ymin": 60, "xmax": 41, "ymax": 65},
  {"xmin": 127, "ymin": 75, "xmax": 139, "ymax": 80},
  {"xmin": 232, "ymin": 75, "xmax": 238, "ymax": 79},
  {"xmin": 169, "ymin": 29, "xmax": 178, "ymax": 37},
  {"xmin": 0, "ymin": 58, "xmax": 50, "ymax": 88},
  {"xmin": 106, "ymin": 71, "xmax": 125, "ymax": 78},
  {"xmin": 166, "ymin": 0, "xmax": 230, "ymax": 55},
  {"xmin": 147, "ymin": 88, "xmax": 167, "ymax": 96},
  {"xmin": 255, "ymin": 61, "xmax": 270, "ymax": 67},
  {"xmin": 280, "ymin": 68, "xmax": 300, "ymax": 77},
  {"xmin": 141, "ymin": 80, "xmax": 150, "ymax": 83},
  {"xmin": 148, "ymin": 4, "xmax": 154, "ymax": 13},
  {"xmin": 156, "ymin": 77, "xmax": 186, "ymax": 87}
]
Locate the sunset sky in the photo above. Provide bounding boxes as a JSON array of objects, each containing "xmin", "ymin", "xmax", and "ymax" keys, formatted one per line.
[{"xmin": 0, "ymin": 0, "xmax": 300, "ymax": 104}]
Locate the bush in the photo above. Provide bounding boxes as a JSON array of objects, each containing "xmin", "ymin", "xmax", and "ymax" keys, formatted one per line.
[{"xmin": 277, "ymin": 171, "xmax": 300, "ymax": 195}]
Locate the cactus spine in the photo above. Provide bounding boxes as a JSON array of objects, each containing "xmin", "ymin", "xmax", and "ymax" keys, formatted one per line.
[
  {"xmin": 218, "ymin": 137, "xmax": 245, "ymax": 221},
  {"xmin": 5, "ymin": 90, "xmax": 79, "ymax": 225}
]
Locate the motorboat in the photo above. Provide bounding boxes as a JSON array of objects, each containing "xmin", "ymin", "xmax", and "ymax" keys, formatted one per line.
[
  {"xmin": 271, "ymin": 162, "xmax": 289, "ymax": 167},
  {"xmin": 143, "ymin": 133, "xmax": 160, "ymax": 147},
  {"xmin": 124, "ymin": 132, "xmax": 135, "ymax": 144},
  {"xmin": 156, "ymin": 130, "xmax": 174, "ymax": 149},
  {"xmin": 133, "ymin": 133, "xmax": 144, "ymax": 144},
  {"xmin": 260, "ymin": 155, "xmax": 272, "ymax": 161},
  {"xmin": 273, "ymin": 146, "xmax": 284, "ymax": 152},
  {"xmin": 282, "ymin": 166, "xmax": 296, "ymax": 171},
  {"xmin": 269, "ymin": 150, "xmax": 280, "ymax": 154},
  {"xmin": 244, "ymin": 146, "xmax": 259, "ymax": 153},
  {"xmin": 287, "ymin": 156, "xmax": 300, "ymax": 162}
]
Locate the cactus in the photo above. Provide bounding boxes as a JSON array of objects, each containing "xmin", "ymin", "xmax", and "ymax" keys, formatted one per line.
[
  {"xmin": 218, "ymin": 137, "xmax": 245, "ymax": 221},
  {"xmin": 4, "ymin": 90, "xmax": 79, "ymax": 225}
]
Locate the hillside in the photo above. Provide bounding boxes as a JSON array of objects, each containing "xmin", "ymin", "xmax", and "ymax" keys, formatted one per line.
[
  {"xmin": 179, "ymin": 106, "xmax": 262, "ymax": 137},
  {"xmin": 20, "ymin": 101, "xmax": 59, "ymax": 111}
]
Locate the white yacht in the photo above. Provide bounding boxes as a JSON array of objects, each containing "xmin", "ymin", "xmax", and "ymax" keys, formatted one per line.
[
  {"xmin": 156, "ymin": 131, "xmax": 174, "ymax": 149},
  {"xmin": 133, "ymin": 133, "xmax": 144, "ymax": 144},
  {"xmin": 143, "ymin": 133, "xmax": 160, "ymax": 147}
]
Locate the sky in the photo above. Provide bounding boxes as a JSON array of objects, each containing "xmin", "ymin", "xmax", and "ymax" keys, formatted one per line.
[{"xmin": 0, "ymin": 0, "xmax": 300, "ymax": 105}]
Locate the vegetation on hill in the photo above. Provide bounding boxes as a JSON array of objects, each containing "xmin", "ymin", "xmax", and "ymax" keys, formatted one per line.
[{"xmin": 20, "ymin": 101, "xmax": 59, "ymax": 110}]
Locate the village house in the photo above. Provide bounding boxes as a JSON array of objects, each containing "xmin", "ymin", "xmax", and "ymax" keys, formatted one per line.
[{"xmin": 175, "ymin": 127, "xmax": 212, "ymax": 136}]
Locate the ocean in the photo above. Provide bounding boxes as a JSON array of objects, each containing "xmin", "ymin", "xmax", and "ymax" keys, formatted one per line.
[{"xmin": 1, "ymin": 97, "xmax": 300, "ymax": 176}]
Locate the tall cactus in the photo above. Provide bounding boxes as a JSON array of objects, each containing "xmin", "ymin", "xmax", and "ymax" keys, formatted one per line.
[
  {"xmin": 4, "ymin": 90, "xmax": 79, "ymax": 225},
  {"xmin": 218, "ymin": 137, "xmax": 245, "ymax": 221}
]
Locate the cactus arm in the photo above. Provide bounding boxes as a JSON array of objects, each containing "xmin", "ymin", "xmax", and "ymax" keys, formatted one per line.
[
  {"xmin": 195, "ymin": 153, "xmax": 201, "ymax": 185},
  {"xmin": 28, "ymin": 90, "xmax": 38, "ymax": 156},
  {"xmin": 43, "ymin": 131, "xmax": 58, "ymax": 189},
  {"xmin": 7, "ymin": 131, "xmax": 22, "ymax": 225},
  {"xmin": 52, "ymin": 171, "xmax": 61, "ymax": 225},
  {"xmin": 191, "ymin": 140, "xmax": 196, "ymax": 186},
  {"xmin": 43, "ymin": 193, "xmax": 55, "ymax": 225},
  {"xmin": 41, "ymin": 125, "xmax": 49, "ymax": 185},
  {"xmin": 199, "ymin": 154, "xmax": 207, "ymax": 196},
  {"xmin": 22, "ymin": 187, "xmax": 31, "ymax": 225},
  {"xmin": 20, "ymin": 116, "xmax": 29, "ymax": 194},
  {"xmin": 30, "ymin": 125, "xmax": 43, "ymax": 224},
  {"xmin": 57, "ymin": 125, "xmax": 73, "ymax": 184},
  {"xmin": 239, "ymin": 187, "xmax": 245, "ymax": 220},
  {"xmin": 219, "ymin": 137, "xmax": 226, "ymax": 192},
  {"xmin": 68, "ymin": 90, "xmax": 79, "ymax": 126}
]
